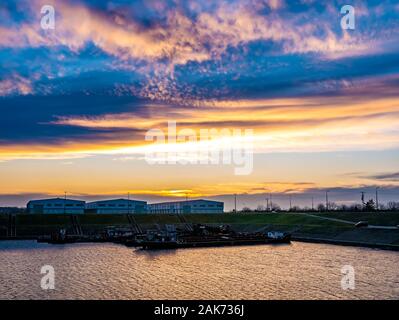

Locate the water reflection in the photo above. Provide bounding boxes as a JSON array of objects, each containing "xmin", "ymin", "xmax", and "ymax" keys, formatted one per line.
[{"xmin": 0, "ymin": 241, "xmax": 398, "ymax": 300}]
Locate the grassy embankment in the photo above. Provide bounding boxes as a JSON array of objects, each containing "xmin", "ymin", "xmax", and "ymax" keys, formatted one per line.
[
  {"xmin": 313, "ymin": 211, "xmax": 399, "ymax": 226},
  {"xmin": 1, "ymin": 212, "xmax": 399, "ymax": 247}
]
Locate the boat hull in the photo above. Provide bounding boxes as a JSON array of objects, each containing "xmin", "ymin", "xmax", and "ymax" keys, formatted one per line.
[{"xmin": 139, "ymin": 236, "xmax": 291, "ymax": 250}]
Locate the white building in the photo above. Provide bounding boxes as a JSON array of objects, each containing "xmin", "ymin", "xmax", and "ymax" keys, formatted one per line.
[
  {"xmin": 86, "ymin": 199, "xmax": 147, "ymax": 214},
  {"xmin": 27, "ymin": 198, "xmax": 85, "ymax": 214},
  {"xmin": 148, "ymin": 199, "xmax": 224, "ymax": 214}
]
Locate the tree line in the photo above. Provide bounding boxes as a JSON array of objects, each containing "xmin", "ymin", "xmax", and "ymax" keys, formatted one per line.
[{"xmin": 239, "ymin": 200, "xmax": 399, "ymax": 213}]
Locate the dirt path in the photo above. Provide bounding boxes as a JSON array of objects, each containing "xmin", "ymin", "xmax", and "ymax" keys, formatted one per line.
[{"xmin": 300, "ymin": 213, "xmax": 355, "ymax": 225}]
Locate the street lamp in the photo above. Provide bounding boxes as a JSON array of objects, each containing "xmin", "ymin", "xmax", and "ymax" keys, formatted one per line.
[
  {"xmin": 325, "ymin": 190, "xmax": 330, "ymax": 211},
  {"xmin": 376, "ymin": 187, "xmax": 380, "ymax": 211}
]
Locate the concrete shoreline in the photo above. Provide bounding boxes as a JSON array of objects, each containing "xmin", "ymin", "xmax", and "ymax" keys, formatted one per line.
[
  {"xmin": 1, "ymin": 235, "xmax": 399, "ymax": 252},
  {"xmin": 1, "ymin": 212, "xmax": 399, "ymax": 251},
  {"xmin": 292, "ymin": 236, "xmax": 399, "ymax": 251}
]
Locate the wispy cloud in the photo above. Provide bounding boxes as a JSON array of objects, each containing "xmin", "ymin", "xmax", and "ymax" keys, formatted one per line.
[
  {"xmin": 0, "ymin": 0, "xmax": 374, "ymax": 62},
  {"xmin": 1, "ymin": 1, "xmax": 399, "ymax": 207},
  {"xmin": 0, "ymin": 74, "xmax": 32, "ymax": 96},
  {"xmin": 365, "ymin": 172, "xmax": 399, "ymax": 182},
  {"xmin": 1, "ymin": 0, "xmax": 395, "ymax": 100}
]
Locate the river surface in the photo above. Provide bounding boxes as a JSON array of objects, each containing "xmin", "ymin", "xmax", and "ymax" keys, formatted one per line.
[{"xmin": 0, "ymin": 241, "xmax": 398, "ymax": 300}]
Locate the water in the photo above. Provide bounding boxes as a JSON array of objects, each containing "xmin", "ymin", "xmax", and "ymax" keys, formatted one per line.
[{"xmin": 0, "ymin": 241, "xmax": 398, "ymax": 300}]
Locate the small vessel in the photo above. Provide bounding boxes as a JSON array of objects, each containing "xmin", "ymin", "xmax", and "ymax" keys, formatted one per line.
[
  {"xmin": 104, "ymin": 227, "xmax": 136, "ymax": 244},
  {"xmin": 46, "ymin": 229, "xmax": 78, "ymax": 244},
  {"xmin": 37, "ymin": 229, "xmax": 90, "ymax": 244},
  {"xmin": 266, "ymin": 231, "xmax": 291, "ymax": 242}
]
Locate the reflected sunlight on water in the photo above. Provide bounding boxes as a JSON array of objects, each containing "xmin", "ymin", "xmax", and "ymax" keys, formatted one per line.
[{"xmin": 0, "ymin": 241, "xmax": 398, "ymax": 300}]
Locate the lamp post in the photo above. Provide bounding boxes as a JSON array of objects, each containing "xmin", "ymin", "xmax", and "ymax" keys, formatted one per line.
[
  {"xmin": 234, "ymin": 194, "xmax": 237, "ymax": 213},
  {"xmin": 64, "ymin": 191, "xmax": 67, "ymax": 215},
  {"xmin": 325, "ymin": 191, "xmax": 329, "ymax": 212},
  {"xmin": 376, "ymin": 187, "xmax": 379, "ymax": 211},
  {"xmin": 270, "ymin": 193, "xmax": 273, "ymax": 211},
  {"xmin": 128, "ymin": 192, "xmax": 131, "ymax": 215}
]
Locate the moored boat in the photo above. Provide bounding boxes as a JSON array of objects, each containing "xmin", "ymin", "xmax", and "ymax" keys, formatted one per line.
[{"xmin": 135, "ymin": 224, "xmax": 291, "ymax": 250}]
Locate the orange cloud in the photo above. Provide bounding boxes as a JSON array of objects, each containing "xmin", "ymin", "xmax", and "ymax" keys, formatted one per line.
[
  {"xmin": 0, "ymin": 74, "xmax": 33, "ymax": 96},
  {"xmin": 1, "ymin": 94, "xmax": 399, "ymax": 161},
  {"xmin": 0, "ymin": 0, "xmax": 374, "ymax": 65}
]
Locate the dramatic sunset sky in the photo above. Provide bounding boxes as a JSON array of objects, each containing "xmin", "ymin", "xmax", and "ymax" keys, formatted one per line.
[{"xmin": 1, "ymin": 0, "xmax": 399, "ymax": 209}]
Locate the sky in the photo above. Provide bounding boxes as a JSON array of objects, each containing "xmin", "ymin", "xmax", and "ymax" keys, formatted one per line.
[{"xmin": 1, "ymin": 0, "xmax": 399, "ymax": 209}]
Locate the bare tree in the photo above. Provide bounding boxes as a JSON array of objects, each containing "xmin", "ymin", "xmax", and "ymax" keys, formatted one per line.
[
  {"xmin": 365, "ymin": 199, "xmax": 376, "ymax": 211},
  {"xmin": 387, "ymin": 201, "xmax": 399, "ymax": 211},
  {"xmin": 256, "ymin": 205, "xmax": 265, "ymax": 212}
]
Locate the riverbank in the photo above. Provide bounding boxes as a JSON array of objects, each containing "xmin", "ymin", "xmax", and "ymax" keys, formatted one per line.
[
  {"xmin": 292, "ymin": 236, "xmax": 399, "ymax": 251},
  {"xmin": 1, "ymin": 212, "xmax": 399, "ymax": 250},
  {"xmin": 2, "ymin": 240, "xmax": 398, "ymax": 299}
]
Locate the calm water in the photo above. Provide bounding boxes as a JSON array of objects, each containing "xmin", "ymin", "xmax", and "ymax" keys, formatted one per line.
[{"xmin": 0, "ymin": 241, "xmax": 398, "ymax": 300}]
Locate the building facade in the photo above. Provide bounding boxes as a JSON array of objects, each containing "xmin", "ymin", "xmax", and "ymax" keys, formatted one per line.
[
  {"xmin": 86, "ymin": 199, "xmax": 147, "ymax": 214},
  {"xmin": 148, "ymin": 199, "xmax": 224, "ymax": 214},
  {"xmin": 27, "ymin": 198, "xmax": 85, "ymax": 214}
]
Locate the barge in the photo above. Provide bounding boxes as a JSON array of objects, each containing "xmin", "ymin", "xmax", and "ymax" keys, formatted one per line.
[
  {"xmin": 134, "ymin": 224, "xmax": 291, "ymax": 250},
  {"xmin": 37, "ymin": 229, "xmax": 108, "ymax": 244},
  {"xmin": 36, "ymin": 222, "xmax": 291, "ymax": 249}
]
